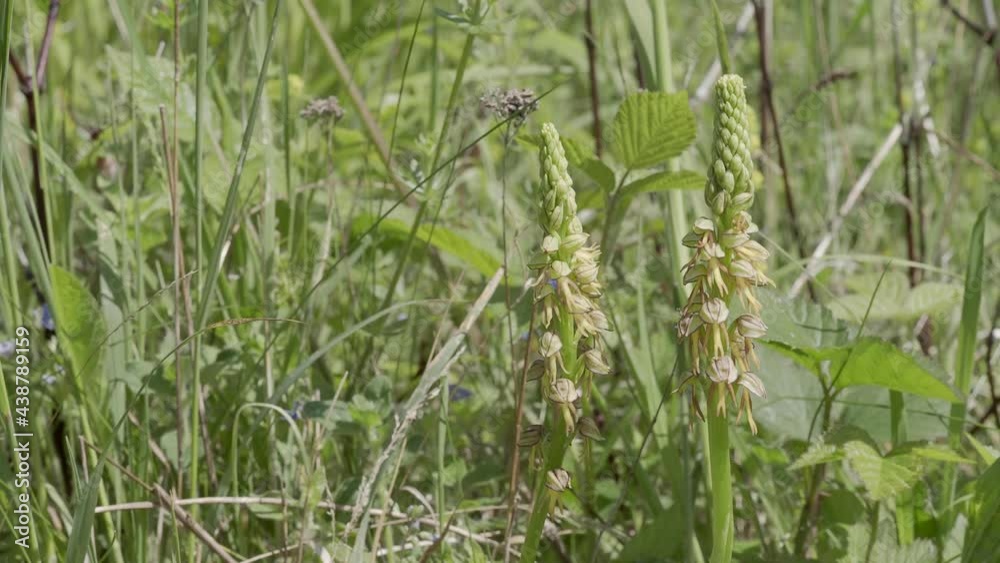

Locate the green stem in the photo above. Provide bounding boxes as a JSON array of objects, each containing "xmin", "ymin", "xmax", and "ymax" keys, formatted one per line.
[
  {"xmin": 520, "ymin": 414, "xmax": 570, "ymax": 563},
  {"xmin": 432, "ymin": 30, "xmax": 477, "ymax": 533},
  {"xmin": 650, "ymin": 4, "xmax": 700, "ymax": 562},
  {"xmin": 942, "ymin": 208, "xmax": 986, "ymax": 528},
  {"xmin": 707, "ymin": 385, "xmax": 734, "ymax": 563}
]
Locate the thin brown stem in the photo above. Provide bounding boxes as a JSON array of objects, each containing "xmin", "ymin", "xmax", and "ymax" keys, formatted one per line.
[
  {"xmin": 891, "ymin": 0, "xmax": 918, "ymax": 288},
  {"xmin": 941, "ymin": 0, "xmax": 994, "ymax": 42},
  {"xmin": 753, "ymin": 0, "xmax": 813, "ymax": 299},
  {"xmin": 34, "ymin": 0, "xmax": 60, "ymax": 89},
  {"xmin": 8, "ymin": 1, "xmax": 60, "ymax": 255},
  {"xmin": 502, "ymin": 304, "xmax": 537, "ymax": 563},
  {"xmin": 584, "ymin": 0, "xmax": 602, "ymax": 156},
  {"xmin": 976, "ymin": 302, "xmax": 1000, "ymax": 427}
]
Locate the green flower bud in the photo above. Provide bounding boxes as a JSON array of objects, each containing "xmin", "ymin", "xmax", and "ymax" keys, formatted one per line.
[
  {"xmin": 707, "ymin": 74, "xmax": 755, "ymax": 211},
  {"xmin": 581, "ymin": 348, "xmax": 610, "ymax": 375},
  {"xmin": 519, "ymin": 424, "xmax": 546, "ymax": 447},
  {"xmin": 577, "ymin": 417, "xmax": 604, "ymax": 441},
  {"xmin": 541, "ymin": 235, "xmax": 561, "ymax": 254}
]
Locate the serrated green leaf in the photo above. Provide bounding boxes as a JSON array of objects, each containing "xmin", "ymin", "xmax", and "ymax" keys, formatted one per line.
[
  {"xmin": 890, "ymin": 443, "xmax": 973, "ymax": 465},
  {"xmin": 840, "ymin": 522, "xmax": 937, "ymax": 563},
  {"xmin": 50, "ymin": 265, "xmax": 107, "ymax": 388},
  {"xmin": 561, "ymin": 136, "xmax": 591, "ymax": 166},
  {"xmin": 789, "ymin": 442, "xmax": 843, "ymax": 470},
  {"xmin": 844, "ymin": 441, "xmax": 920, "ymax": 501},
  {"xmin": 789, "ymin": 426, "xmax": 877, "ymax": 470},
  {"xmin": 612, "ymin": 91, "xmax": 696, "ymax": 169}
]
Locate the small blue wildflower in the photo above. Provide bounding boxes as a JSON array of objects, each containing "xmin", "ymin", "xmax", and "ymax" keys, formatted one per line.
[
  {"xmin": 548, "ymin": 278, "xmax": 558, "ymax": 290},
  {"xmin": 0, "ymin": 340, "xmax": 14, "ymax": 358},
  {"xmin": 36, "ymin": 303, "xmax": 55, "ymax": 331},
  {"xmin": 448, "ymin": 384, "xmax": 472, "ymax": 401},
  {"xmin": 287, "ymin": 400, "xmax": 304, "ymax": 421},
  {"xmin": 42, "ymin": 374, "xmax": 57, "ymax": 385}
]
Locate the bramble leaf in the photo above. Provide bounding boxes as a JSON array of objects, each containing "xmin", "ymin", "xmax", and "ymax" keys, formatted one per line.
[{"xmin": 612, "ymin": 91, "xmax": 696, "ymax": 169}]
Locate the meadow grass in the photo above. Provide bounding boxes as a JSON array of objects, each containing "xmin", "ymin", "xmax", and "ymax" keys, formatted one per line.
[{"xmin": 0, "ymin": 1, "xmax": 997, "ymax": 562}]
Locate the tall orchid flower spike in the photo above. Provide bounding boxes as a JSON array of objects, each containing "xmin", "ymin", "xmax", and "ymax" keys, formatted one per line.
[
  {"xmin": 678, "ymin": 74, "xmax": 771, "ymax": 434},
  {"xmin": 678, "ymin": 74, "xmax": 771, "ymax": 563},
  {"xmin": 519, "ymin": 123, "xmax": 611, "ymax": 562}
]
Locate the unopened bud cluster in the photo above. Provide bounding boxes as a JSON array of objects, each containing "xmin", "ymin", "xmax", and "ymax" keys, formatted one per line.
[
  {"xmin": 523, "ymin": 123, "xmax": 611, "ymax": 490},
  {"xmin": 677, "ymin": 75, "xmax": 770, "ymax": 434}
]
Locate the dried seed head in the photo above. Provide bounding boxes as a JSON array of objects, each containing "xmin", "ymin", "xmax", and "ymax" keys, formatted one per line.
[
  {"xmin": 300, "ymin": 96, "xmax": 345, "ymax": 123},
  {"xmin": 481, "ymin": 87, "xmax": 539, "ymax": 120}
]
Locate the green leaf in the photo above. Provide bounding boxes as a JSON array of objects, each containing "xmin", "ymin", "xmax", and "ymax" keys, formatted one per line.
[
  {"xmin": 790, "ymin": 426, "xmax": 877, "ymax": 470},
  {"xmin": 890, "ymin": 443, "xmax": 973, "ymax": 465},
  {"xmin": 826, "ymin": 338, "xmax": 958, "ymax": 402},
  {"xmin": 789, "ymin": 443, "xmax": 843, "ymax": 470},
  {"xmin": 840, "ymin": 522, "xmax": 937, "ymax": 563},
  {"xmin": 827, "ymin": 272, "xmax": 962, "ymax": 322},
  {"xmin": 758, "ymin": 288, "xmax": 850, "ymax": 350},
  {"xmin": 963, "ymin": 459, "xmax": 1000, "ymax": 563},
  {"xmin": 616, "ymin": 504, "xmax": 683, "ymax": 561},
  {"xmin": 577, "ymin": 158, "xmax": 617, "ymax": 191},
  {"xmin": 965, "ymin": 432, "xmax": 999, "ymax": 465},
  {"xmin": 610, "ymin": 170, "xmax": 704, "ymax": 225},
  {"xmin": 844, "ymin": 441, "xmax": 920, "ymax": 501},
  {"xmin": 618, "ymin": 170, "xmax": 704, "ymax": 198},
  {"xmin": 354, "ymin": 214, "xmax": 503, "ymax": 279},
  {"xmin": 951, "ymin": 207, "xmax": 987, "ymax": 416},
  {"xmin": 561, "ymin": 136, "xmax": 617, "ymax": 191},
  {"xmin": 50, "ymin": 265, "xmax": 107, "ymax": 388},
  {"xmin": 768, "ymin": 336, "xmax": 958, "ymax": 402},
  {"xmin": 612, "ymin": 91, "xmax": 696, "ymax": 169}
]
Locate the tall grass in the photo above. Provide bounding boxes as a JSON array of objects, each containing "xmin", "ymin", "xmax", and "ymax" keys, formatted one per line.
[{"xmin": 0, "ymin": 1, "xmax": 996, "ymax": 562}]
